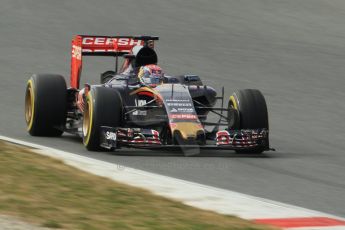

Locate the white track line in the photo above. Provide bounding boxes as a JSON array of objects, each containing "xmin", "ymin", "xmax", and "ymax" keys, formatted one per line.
[{"xmin": 1, "ymin": 135, "xmax": 345, "ymax": 229}]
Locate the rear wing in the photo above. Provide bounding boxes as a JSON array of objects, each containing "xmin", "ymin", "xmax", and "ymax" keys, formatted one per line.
[{"xmin": 71, "ymin": 35, "xmax": 158, "ymax": 89}]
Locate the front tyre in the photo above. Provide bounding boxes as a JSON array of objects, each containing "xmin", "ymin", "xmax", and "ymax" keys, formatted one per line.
[
  {"xmin": 83, "ymin": 87, "xmax": 123, "ymax": 151},
  {"xmin": 25, "ymin": 74, "xmax": 67, "ymax": 136},
  {"xmin": 229, "ymin": 89, "xmax": 269, "ymax": 153}
]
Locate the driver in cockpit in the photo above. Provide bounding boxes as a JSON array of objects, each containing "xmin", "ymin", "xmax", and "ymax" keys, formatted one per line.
[{"xmin": 137, "ymin": 64, "xmax": 164, "ymax": 88}]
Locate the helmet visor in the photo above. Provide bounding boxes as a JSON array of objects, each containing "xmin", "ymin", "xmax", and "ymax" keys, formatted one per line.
[{"xmin": 142, "ymin": 76, "xmax": 162, "ymax": 85}]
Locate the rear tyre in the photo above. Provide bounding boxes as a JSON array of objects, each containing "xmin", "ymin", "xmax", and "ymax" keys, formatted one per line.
[
  {"xmin": 83, "ymin": 87, "xmax": 123, "ymax": 151},
  {"xmin": 229, "ymin": 89, "xmax": 269, "ymax": 153},
  {"xmin": 25, "ymin": 74, "xmax": 67, "ymax": 136}
]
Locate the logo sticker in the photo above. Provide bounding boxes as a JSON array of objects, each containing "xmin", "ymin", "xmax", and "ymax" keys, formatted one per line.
[
  {"xmin": 72, "ymin": 45, "xmax": 82, "ymax": 60},
  {"xmin": 105, "ymin": 131, "xmax": 117, "ymax": 141}
]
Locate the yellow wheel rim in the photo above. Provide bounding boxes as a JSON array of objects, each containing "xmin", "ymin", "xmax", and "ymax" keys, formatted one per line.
[
  {"xmin": 83, "ymin": 93, "xmax": 93, "ymax": 146},
  {"xmin": 25, "ymin": 80, "xmax": 35, "ymax": 131},
  {"xmin": 229, "ymin": 95, "xmax": 238, "ymax": 110}
]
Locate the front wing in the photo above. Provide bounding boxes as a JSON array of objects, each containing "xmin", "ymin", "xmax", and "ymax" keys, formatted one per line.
[{"xmin": 99, "ymin": 126, "xmax": 271, "ymax": 152}]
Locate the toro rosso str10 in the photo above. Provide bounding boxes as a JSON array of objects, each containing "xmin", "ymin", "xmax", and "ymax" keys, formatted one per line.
[{"xmin": 25, "ymin": 35, "xmax": 272, "ymax": 155}]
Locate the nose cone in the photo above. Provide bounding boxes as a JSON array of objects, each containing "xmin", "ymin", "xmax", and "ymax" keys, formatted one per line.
[{"xmin": 170, "ymin": 122, "xmax": 205, "ymax": 144}]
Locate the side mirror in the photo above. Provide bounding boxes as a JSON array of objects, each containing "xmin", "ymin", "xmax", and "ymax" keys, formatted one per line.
[
  {"xmin": 184, "ymin": 75, "xmax": 201, "ymax": 82},
  {"xmin": 163, "ymin": 76, "xmax": 179, "ymax": 83}
]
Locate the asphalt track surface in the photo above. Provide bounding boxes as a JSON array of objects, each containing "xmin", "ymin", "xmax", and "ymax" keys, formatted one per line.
[{"xmin": 1, "ymin": 0, "xmax": 345, "ymax": 217}]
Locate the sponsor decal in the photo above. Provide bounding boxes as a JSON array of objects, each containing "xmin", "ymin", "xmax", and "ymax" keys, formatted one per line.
[
  {"xmin": 82, "ymin": 37, "xmax": 143, "ymax": 46},
  {"xmin": 177, "ymin": 107, "xmax": 194, "ymax": 112},
  {"xmin": 170, "ymin": 107, "xmax": 194, "ymax": 113},
  {"xmin": 166, "ymin": 103, "xmax": 193, "ymax": 107},
  {"xmin": 72, "ymin": 45, "xmax": 82, "ymax": 60},
  {"xmin": 169, "ymin": 114, "xmax": 197, "ymax": 120},
  {"xmin": 165, "ymin": 99, "xmax": 190, "ymax": 102},
  {"xmin": 133, "ymin": 99, "xmax": 147, "ymax": 116},
  {"xmin": 81, "ymin": 37, "xmax": 144, "ymax": 52},
  {"xmin": 105, "ymin": 131, "xmax": 117, "ymax": 141},
  {"xmin": 135, "ymin": 99, "xmax": 147, "ymax": 106},
  {"xmin": 133, "ymin": 111, "xmax": 147, "ymax": 116}
]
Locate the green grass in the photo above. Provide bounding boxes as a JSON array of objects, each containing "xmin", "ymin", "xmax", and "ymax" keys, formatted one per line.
[{"xmin": 0, "ymin": 140, "xmax": 277, "ymax": 230}]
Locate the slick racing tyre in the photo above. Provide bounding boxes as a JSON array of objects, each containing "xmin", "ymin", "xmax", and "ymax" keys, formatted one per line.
[
  {"xmin": 25, "ymin": 74, "xmax": 67, "ymax": 136},
  {"xmin": 229, "ymin": 89, "xmax": 269, "ymax": 153},
  {"xmin": 83, "ymin": 87, "xmax": 123, "ymax": 151}
]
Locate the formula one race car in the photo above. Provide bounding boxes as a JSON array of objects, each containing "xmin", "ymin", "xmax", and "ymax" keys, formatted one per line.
[{"xmin": 25, "ymin": 35, "xmax": 272, "ymax": 155}]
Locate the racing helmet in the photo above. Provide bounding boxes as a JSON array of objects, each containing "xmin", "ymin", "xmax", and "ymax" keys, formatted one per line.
[{"xmin": 138, "ymin": 64, "xmax": 164, "ymax": 87}]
